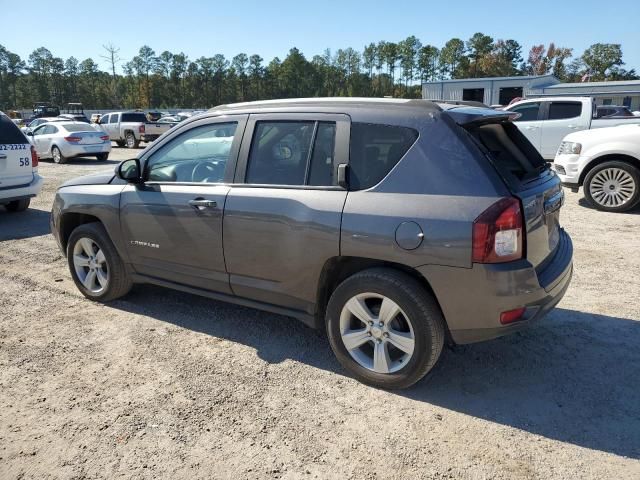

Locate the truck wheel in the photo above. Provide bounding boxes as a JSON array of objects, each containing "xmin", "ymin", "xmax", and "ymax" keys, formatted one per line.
[
  {"xmin": 116, "ymin": 141, "xmax": 125, "ymax": 148},
  {"xmin": 5, "ymin": 198, "xmax": 30, "ymax": 212},
  {"xmin": 325, "ymin": 268, "xmax": 445, "ymax": 390},
  {"xmin": 67, "ymin": 222, "xmax": 132, "ymax": 302},
  {"xmin": 96, "ymin": 152, "xmax": 109, "ymax": 161},
  {"xmin": 52, "ymin": 146, "xmax": 67, "ymax": 164},
  {"xmin": 584, "ymin": 161, "xmax": 640, "ymax": 212},
  {"xmin": 125, "ymin": 132, "xmax": 139, "ymax": 149}
]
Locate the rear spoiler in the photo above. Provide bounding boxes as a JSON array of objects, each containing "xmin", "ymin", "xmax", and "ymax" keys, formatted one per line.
[{"xmin": 443, "ymin": 106, "xmax": 521, "ymax": 126}]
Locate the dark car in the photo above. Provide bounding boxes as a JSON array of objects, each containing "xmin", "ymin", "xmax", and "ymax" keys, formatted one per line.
[
  {"xmin": 595, "ymin": 105, "xmax": 635, "ymax": 118},
  {"xmin": 50, "ymin": 98, "xmax": 573, "ymax": 389}
]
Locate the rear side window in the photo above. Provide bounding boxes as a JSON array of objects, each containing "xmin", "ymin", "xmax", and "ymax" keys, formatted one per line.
[
  {"xmin": 548, "ymin": 102, "xmax": 581, "ymax": 120},
  {"xmin": 348, "ymin": 123, "xmax": 418, "ymax": 190},
  {"xmin": 0, "ymin": 114, "xmax": 28, "ymax": 144},
  {"xmin": 510, "ymin": 103, "xmax": 541, "ymax": 122},
  {"xmin": 121, "ymin": 113, "xmax": 147, "ymax": 123},
  {"xmin": 246, "ymin": 121, "xmax": 337, "ymax": 186}
]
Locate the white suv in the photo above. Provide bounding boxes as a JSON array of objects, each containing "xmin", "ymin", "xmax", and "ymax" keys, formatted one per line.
[
  {"xmin": 0, "ymin": 112, "xmax": 43, "ymax": 212},
  {"xmin": 554, "ymin": 124, "xmax": 640, "ymax": 212}
]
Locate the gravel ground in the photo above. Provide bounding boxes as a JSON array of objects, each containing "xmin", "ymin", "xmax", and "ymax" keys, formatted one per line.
[{"xmin": 1, "ymin": 146, "xmax": 639, "ymax": 479}]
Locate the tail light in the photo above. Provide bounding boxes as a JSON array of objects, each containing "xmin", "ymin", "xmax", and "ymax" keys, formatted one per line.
[
  {"xmin": 100, "ymin": 135, "xmax": 110, "ymax": 141},
  {"xmin": 30, "ymin": 145, "xmax": 39, "ymax": 170},
  {"xmin": 138, "ymin": 124, "xmax": 145, "ymax": 133},
  {"xmin": 472, "ymin": 197, "xmax": 523, "ymax": 263},
  {"xmin": 64, "ymin": 136, "xmax": 81, "ymax": 143}
]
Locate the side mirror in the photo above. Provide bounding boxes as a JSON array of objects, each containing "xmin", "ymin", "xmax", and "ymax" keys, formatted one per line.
[
  {"xmin": 26, "ymin": 130, "xmax": 34, "ymax": 136},
  {"xmin": 117, "ymin": 158, "xmax": 142, "ymax": 183}
]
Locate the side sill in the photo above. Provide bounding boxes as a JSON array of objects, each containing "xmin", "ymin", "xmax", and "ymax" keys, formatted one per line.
[{"xmin": 130, "ymin": 273, "xmax": 318, "ymax": 329}]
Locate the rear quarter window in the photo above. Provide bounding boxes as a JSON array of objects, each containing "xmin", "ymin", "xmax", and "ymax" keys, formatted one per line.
[
  {"xmin": 548, "ymin": 102, "xmax": 582, "ymax": 120},
  {"xmin": 0, "ymin": 115, "xmax": 28, "ymax": 144},
  {"xmin": 121, "ymin": 113, "xmax": 148, "ymax": 123},
  {"xmin": 348, "ymin": 123, "xmax": 418, "ymax": 190}
]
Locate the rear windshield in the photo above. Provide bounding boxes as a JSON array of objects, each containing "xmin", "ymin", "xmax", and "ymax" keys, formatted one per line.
[
  {"xmin": 63, "ymin": 123, "xmax": 95, "ymax": 132},
  {"xmin": 466, "ymin": 122, "xmax": 547, "ymax": 186},
  {"xmin": 0, "ymin": 114, "xmax": 28, "ymax": 144},
  {"xmin": 121, "ymin": 113, "xmax": 147, "ymax": 123}
]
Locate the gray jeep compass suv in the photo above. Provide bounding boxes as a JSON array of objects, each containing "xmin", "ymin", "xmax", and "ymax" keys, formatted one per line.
[{"xmin": 51, "ymin": 98, "xmax": 573, "ymax": 389}]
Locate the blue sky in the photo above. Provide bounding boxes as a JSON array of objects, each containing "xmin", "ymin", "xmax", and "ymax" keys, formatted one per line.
[{"xmin": 2, "ymin": 0, "xmax": 639, "ymax": 73}]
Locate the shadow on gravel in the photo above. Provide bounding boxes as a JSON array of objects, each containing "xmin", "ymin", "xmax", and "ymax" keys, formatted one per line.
[
  {"xmin": 112, "ymin": 288, "xmax": 640, "ymax": 459},
  {"xmin": 39, "ymin": 157, "xmax": 121, "ymax": 166},
  {"xmin": 0, "ymin": 207, "xmax": 52, "ymax": 240},
  {"xmin": 406, "ymin": 308, "xmax": 640, "ymax": 459},
  {"xmin": 577, "ymin": 197, "xmax": 640, "ymax": 214}
]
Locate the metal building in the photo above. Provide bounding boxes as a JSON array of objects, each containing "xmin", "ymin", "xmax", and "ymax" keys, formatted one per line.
[
  {"xmin": 422, "ymin": 75, "xmax": 559, "ymax": 106},
  {"xmin": 423, "ymin": 75, "xmax": 640, "ymax": 110}
]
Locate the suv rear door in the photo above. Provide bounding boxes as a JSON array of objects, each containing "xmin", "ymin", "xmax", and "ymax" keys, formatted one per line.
[
  {"xmin": 0, "ymin": 114, "xmax": 33, "ymax": 189},
  {"xmin": 119, "ymin": 115, "xmax": 248, "ymax": 293},
  {"xmin": 223, "ymin": 113, "xmax": 350, "ymax": 313}
]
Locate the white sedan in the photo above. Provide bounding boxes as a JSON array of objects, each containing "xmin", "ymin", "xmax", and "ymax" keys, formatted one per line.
[{"xmin": 26, "ymin": 122, "xmax": 112, "ymax": 164}]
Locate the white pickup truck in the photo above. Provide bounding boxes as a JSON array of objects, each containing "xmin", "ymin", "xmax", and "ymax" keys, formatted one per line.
[
  {"xmin": 554, "ymin": 124, "xmax": 640, "ymax": 212},
  {"xmin": 504, "ymin": 97, "xmax": 640, "ymax": 160},
  {"xmin": 97, "ymin": 111, "xmax": 176, "ymax": 148}
]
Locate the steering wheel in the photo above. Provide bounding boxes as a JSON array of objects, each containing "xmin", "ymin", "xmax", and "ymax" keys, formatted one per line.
[{"xmin": 192, "ymin": 161, "xmax": 223, "ymax": 182}]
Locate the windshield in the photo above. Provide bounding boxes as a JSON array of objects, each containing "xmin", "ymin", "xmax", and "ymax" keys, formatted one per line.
[{"xmin": 63, "ymin": 124, "xmax": 95, "ymax": 133}]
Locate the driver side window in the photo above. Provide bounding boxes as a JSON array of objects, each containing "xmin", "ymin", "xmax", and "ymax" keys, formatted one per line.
[{"xmin": 146, "ymin": 122, "xmax": 238, "ymax": 183}]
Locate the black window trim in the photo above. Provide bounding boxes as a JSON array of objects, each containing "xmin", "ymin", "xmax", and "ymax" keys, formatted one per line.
[
  {"xmin": 138, "ymin": 113, "xmax": 249, "ymax": 186},
  {"xmin": 234, "ymin": 112, "xmax": 351, "ymax": 189}
]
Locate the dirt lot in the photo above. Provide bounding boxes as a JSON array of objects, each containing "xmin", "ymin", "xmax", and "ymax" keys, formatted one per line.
[{"xmin": 1, "ymin": 146, "xmax": 639, "ymax": 479}]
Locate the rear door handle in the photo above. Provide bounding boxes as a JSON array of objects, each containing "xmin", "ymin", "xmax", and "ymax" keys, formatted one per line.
[
  {"xmin": 189, "ymin": 198, "xmax": 217, "ymax": 209},
  {"xmin": 524, "ymin": 126, "xmax": 538, "ymax": 130},
  {"xmin": 567, "ymin": 125, "xmax": 581, "ymax": 129},
  {"xmin": 0, "ymin": 153, "xmax": 7, "ymax": 159}
]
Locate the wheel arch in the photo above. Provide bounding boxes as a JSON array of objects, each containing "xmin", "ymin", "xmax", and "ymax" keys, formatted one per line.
[
  {"xmin": 579, "ymin": 154, "xmax": 640, "ymax": 185},
  {"xmin": 315, "ymin": 256, "xmax": 451, "ymax": 341},
  {"xmin": 59, "ymin": 212, "xmax": 106, "ymax": 255}
]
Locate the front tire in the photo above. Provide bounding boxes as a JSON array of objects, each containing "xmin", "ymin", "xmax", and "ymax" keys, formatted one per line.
[
  {"xmin": 67, "ymin": 222, "xmax": 132, "ymax": 302},
  {"xmin": 52, "ymin": 146, "xmax": 66, "ymax": 164},
  {"xmin": 5, "ymin": 198, "xmax": 30, "ymax": 212},
  {"xmin": 584, "ymin": 161, "xmax": 640, "ymax": 212},
  {"xmin": 326, "ymin": 268, "xmax": 445, "ymax": 389}
]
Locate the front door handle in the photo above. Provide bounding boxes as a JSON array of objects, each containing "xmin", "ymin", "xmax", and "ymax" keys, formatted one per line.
[
  {"xmin": 0, "ymin": 153, "xmax": 7, "ymax": 159},
  {"xmin": 524, "ymin": 126, "xmax": 538, "ymax": 130},
  {"xmin": 189, "ymin": 198, "xmax": 217, "ymax": 209}
]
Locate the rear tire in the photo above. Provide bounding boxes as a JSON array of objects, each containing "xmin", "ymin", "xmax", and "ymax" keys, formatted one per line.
[
  {"xmin": 125, "ymin": 132, "xmax": 140, "ymax": 149},
  {"xmin": 5, "ymin": 198, "xmax": 30, "ymax": 212},
  {"xmin": 52, "ymin": 146, "xmax": 66, "ymax": 164},
  {"xmin": 116, "ymin": 140, "xmax": 125, "ymax": 148},
  {"xmin": 67, "ymin": 222, "xmax": 132, "ymax": 302},
  {"xmin": 584, "ymin": 161, "xmax": 640, "ymax": 212},
  {"xmin": 325, "ymin": 268, "xmax": 445, "ymax": 390},
  {"xmin": 96, "ymin": 152, "xmax": 109, "ymax": 161}
]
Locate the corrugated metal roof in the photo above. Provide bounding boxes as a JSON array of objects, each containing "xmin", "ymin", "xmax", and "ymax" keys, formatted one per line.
[
  {"xmin": 545, "ymin": 80, "xmax": 640, "ymax": 89},
  {"xmin": 422, "ymin": 74, "xmax": 558, "ymax": 85}
]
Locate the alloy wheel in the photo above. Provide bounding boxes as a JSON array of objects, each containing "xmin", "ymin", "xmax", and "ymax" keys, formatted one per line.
[
  {"xmin": 589, "ymin": 167, "xmax": 636, "ymax": 208},
  {"xmin": 339, "ymin": 293, "xmax": 415, "ymax": 374},
  {"xmin": 72, "ymin": 237, "xmax": 109, "ymax": 294}
]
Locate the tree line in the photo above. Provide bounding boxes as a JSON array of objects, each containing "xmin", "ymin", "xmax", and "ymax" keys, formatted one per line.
[{"xmin": 0, "ymin": 34, "xmax": 637, "ymax": 111}]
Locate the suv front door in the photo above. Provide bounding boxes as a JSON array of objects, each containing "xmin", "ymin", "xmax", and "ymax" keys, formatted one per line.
[
  {"xmin": 119, "ymin": 115, "xmax": 247, "ymax": 293},
  {"xmin": 223, "ymin": 113, "xmax": 350, "ymax": 314}
]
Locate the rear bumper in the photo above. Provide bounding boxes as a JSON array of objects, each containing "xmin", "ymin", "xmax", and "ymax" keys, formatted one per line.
[
  {"xmin": 0, "ymin": 174, "xmax": 44, "ymax": 203},
  {"xmin": 141, "ymin": 134, "xmax": 159, "ymax": 142},
  {"xmin": 60, "ymin": 142, "xmax": 111, "ymax": 158},
  {"xmin": 418, "ymin": 229, "xmax": 573, "ymax": 344}
]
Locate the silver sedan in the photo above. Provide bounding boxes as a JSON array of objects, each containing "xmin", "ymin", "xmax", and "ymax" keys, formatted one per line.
[{"xmin": 26, "ymin": 122, "xmax": 112, "ymax": 164}]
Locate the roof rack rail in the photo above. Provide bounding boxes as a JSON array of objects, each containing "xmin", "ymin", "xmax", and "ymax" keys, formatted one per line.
[{"xmin": 427, "ymin": 99, "xmax": 489, "ymax": 108}]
